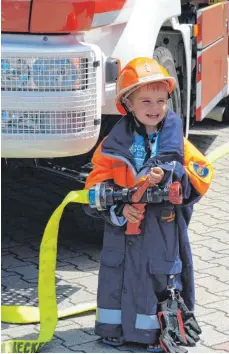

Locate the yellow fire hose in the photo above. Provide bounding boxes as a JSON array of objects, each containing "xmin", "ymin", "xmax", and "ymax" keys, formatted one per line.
[{"xmin": 1, "ymin": 142, "xmax": 229, "ymax": 353}]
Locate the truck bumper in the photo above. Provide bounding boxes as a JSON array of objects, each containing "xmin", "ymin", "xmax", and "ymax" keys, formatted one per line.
[{"xmin": 1, "ymin": 34, "xmax": 102, "ymax": 158}]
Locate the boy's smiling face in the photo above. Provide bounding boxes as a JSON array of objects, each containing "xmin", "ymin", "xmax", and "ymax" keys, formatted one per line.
[{"xmin": 125, "ymin": 82, "xmax": 168, "ymax": 133}]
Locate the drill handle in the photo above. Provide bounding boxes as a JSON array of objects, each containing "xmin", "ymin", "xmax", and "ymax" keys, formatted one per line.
[
  {"xmin": 125, "ymin": 181, "xmax": 183, "ymax": 235},
  {"xmin": 169, "ymin": 181, "xmax": 183, "ymax": 204},
  {"xmin": 125, "ymin": 177, "xmax": 152, "ymax": 235},
  {"xmin": 131, "ymin": 178, "xmax": 152, "ymax": 203},
  {"xmin": 125, "ymin": 204, "xmax": 146, "ymax": 235}
]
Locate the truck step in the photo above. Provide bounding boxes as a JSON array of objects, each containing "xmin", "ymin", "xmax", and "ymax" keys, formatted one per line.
[
  {"xmin": 36, "ymin": 160, "xmax": 93, "ymax": 184},
  {"xmin": 206, "ymin": 105, "xmax": 226, "ymax": 122}
]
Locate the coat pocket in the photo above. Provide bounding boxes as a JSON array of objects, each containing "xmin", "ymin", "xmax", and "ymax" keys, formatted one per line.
[
  {"xmin": 148, "ymin": 258, "xmax": 182, "ymax": 275},
  {"xmin": 160, "ymin": 208, "xmax": 176, "ymax": 223},
  {"xmin": 98, "ymin": 249, "xmax": 125, "ymax": 308},
  {"xmin": 100, "ymin": 249, "xmax": 125, "ymax": 267},
  {"xmin": 158, "ymin": 207, "xmax": 179, "ymax": 261}
]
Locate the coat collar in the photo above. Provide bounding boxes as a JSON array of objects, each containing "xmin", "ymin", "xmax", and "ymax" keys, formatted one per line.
[{"xmin": 101, "ymin": 110, "xmax": 184, "ymax": 167}]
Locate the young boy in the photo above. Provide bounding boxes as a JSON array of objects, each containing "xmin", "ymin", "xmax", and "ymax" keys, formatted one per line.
[{"xmin": 84, "ymin": 57, "xmax": 213, "ymax": 352}]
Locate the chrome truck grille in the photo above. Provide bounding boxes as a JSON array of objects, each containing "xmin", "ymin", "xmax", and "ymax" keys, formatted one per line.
[
  {"xmin": 1, "ymin": 34, "xmax": 102, "ymax": 158},
  {"xmin": 1, "ymin": 110, "xmax": 91, "ymax": 137},
  {"xmin": 1, "ymin": 57, "xmax": 93, "ymax": 92}
]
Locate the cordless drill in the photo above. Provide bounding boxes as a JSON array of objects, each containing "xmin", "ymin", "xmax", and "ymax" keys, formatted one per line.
[{"xmin": 88, "ymin": 179, "xmax": 182, "ymax": 235}]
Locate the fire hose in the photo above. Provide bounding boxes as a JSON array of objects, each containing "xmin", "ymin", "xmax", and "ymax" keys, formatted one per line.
[{"xmin": 1, "ymin": 144, "xmax": 229, "ymax": 353}]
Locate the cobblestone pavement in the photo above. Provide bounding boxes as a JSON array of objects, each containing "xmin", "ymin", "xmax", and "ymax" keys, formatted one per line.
[{"xmin": 1, "ymin": 119, "xmax": 229, "ymax": 353}]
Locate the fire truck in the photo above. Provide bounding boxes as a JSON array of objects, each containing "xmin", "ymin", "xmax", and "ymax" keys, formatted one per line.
[{"xmin": 1, "ymin": 0, "xmax": 229, "ymax": 182}]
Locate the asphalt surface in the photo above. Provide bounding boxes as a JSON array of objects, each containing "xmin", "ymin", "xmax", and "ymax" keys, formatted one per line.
[{"xmin": 1, "ymin": 119, "xmax": 229, "ymax": 353}]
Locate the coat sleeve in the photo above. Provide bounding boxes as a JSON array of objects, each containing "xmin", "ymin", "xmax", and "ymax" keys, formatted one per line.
[
  {"xmin": 165, "ymin": 137, "xmax": 214, "ymax": 204},
  {"xmin": 83, "ymin": 203, "xmax": 127, "ymax": 227},
  {"xmin": 84, "ymin": 140, "xmax": 114, "ymax": 190},
  {"xmin": 152, "ymin": 140, "xmax": 214, "ymax": 205},
  {"xmin": 144, "ymin": 118, "xmax": 213, "ymax": 204},
  {"xmin": 183, "ymin": 137, "xmax": 214, "ymax": 196},
  {"xmin": 155, "ymin": 160, "xmax": 196, "ymax": 203},
  {"xmin": 83, "ymin": 141, "xmax": 126, "ymax": 226}
]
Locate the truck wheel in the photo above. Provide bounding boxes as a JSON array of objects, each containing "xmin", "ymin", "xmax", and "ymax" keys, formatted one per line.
[
  {"xmin": 222, "ymin": 100, "xmax": 229, "ymax": 124},
  {"xmin": 153, "ymin": 47, "xmax": 182, "ymax": 117}
]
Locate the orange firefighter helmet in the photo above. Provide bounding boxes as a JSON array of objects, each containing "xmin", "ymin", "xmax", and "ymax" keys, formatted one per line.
[{"xmin": 116, "ymin": 57, "xmax": 176, "ymax": 115}]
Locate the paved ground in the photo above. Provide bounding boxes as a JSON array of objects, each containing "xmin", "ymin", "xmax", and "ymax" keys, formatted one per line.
[{"xmin": 1, "ymin": 119, "xmax": 229, "ymax": 353}]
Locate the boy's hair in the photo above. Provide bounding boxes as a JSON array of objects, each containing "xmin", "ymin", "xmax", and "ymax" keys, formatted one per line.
[{"xmin": 124, "ymin": 81, "xmax": 169, "ymax": 104}]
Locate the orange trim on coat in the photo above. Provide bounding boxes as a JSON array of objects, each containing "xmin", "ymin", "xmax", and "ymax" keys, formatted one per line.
[
  {"xmin": 183, "ymin": 138, "xmax": 214, "ymax": 195},
  {"xmin": 84, "ymin": 139, "xmax": 136, "ymax": 190},
  {"xmin": 85, "ymin": 137, "xmax": 214, "ymax": 196}
]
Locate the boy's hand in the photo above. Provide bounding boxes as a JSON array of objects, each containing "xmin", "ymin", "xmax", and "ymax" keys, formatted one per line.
[
  {"xmin": 149, "ymin": 167, "xmax": 164, "ymax": 185},
  {"xmin": 123, "ymin": 204, "xmax": 144, "ymax": 223}
]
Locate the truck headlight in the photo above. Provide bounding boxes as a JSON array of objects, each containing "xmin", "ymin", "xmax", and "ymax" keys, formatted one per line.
[
  {"xmin": 1, "ymin": 59, "xmax": 30, "ymax": 89},
  {"xmin": 1, "ymin": 110, "xmax": 86, "ymax": 134},
  {"xmin": 1, "ymin": 57, "xmax": 85, "ymax": 91},
  {"xmin": 33, "ymin": 58, "xmax": 80, "ymax": 90}
]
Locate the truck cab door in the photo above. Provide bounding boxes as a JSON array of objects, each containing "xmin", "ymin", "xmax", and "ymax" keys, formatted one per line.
[
  {"xmin": 2, "ymin": 0, "xmax": 32, "ymax": 32},
  {"xmin": 196, "ymin": 1, "xmax": 229, "ymax": 121}
]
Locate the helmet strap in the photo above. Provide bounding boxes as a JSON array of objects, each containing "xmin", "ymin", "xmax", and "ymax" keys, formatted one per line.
[
  {"xmin": 126, "ymin": 111, "xmax": 153, "ymax": 163},
  {"xmin": 125, "ymin": 109, "xmax": 166, "ymax": 163}
]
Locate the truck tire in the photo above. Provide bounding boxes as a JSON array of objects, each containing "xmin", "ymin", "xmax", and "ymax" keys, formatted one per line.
[
  {"xmin": 222, "ymin": 100, "xmax": 229, "ymax": 124},
  {"xmin": 2, "ymin": 167, "xmax": 104, "ymax": 246},
  {"xmin": 153, "ymin": 47, "xmax": 182, "ymax": 117}
]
